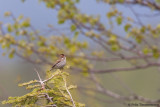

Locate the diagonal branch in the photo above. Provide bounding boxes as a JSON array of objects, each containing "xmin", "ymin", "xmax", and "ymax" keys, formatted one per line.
[
  {"xmin": 90, "ymin": 62, "xmax": 160, "ymax": 73},
  {"xmin": 34, "ymin": 68, "xmax": 57, "ymax": 107},
  {"xmin": 62, "ymin": 75, "xmax": 76, "ymax": 107},
  {"xmin": 88, "ymin": 71, "xmax": 160, "ymax": 104}
]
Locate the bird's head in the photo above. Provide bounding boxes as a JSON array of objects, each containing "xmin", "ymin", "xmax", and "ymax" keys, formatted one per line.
[{"xmin": 59, "ymin": 54, "xmax": 65, "ymax": 58}]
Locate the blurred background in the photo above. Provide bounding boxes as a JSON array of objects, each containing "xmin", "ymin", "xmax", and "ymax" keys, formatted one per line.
[{"xmin": 1, "ymin": 0, "xmax": 160, "ymax": 107}]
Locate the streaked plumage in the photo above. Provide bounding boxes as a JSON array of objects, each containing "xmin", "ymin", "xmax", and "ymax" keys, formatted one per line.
[{"xmin": 50, "ymin": 54, "xmax": 66, "ymax": 71}]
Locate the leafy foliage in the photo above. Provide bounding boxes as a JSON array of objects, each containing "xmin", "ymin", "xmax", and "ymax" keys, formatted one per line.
[{"xmin": 2, "ymin": 70, "xmax": 85, "ymax": 107}]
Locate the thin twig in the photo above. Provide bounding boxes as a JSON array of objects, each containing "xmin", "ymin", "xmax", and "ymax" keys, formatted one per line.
[
  {"xmin": 34, "ymin": 68, "xmax": 57, "ymax": 107},
  {"xmin": 62, "ymin": 75, "xmax": 76, "ymax": 107},
  {"xmin": 34, "ymin": 68, "xmax": 45, "ymax": 89},
  {"xmin": 43, "ymin": 73, "xmax": 59, "ymax": 83},
  {"xmin": 34, "ymin": 68, "xmax": 42, "ymax": 81}
]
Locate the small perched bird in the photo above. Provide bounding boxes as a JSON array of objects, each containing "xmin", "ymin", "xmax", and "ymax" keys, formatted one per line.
[{"xmin": 50, "ymin": 54, "xmax": 66, "ymax": 71}]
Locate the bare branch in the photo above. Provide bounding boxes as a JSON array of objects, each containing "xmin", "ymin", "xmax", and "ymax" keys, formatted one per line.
[
  {"xmin": 88, "ymin": 71, "xmax": 160, "ymax": 103},
  {"xmin": 62, "ymin": 74, "xmax": 76, "ymax": 107},
  {"xmin": 34, "ymin": 68, "xmax": 57, "ymax": 107},
  {"xmin": 90, "ymin": 62, "xmax": 160, "ymax": 73},
  {"xmin": 34, "ymin": 68, "xmax": 42, "ymax": 81},
  {"xmin": 125, "ymin": 0, "xmax": 160, "ymax": 10},
  {"xmin": 43, "ymin": 73, "xmax": 59, "ymax": 83}
]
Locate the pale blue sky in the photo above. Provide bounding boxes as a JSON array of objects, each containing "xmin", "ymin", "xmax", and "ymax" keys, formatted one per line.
[
  {"xmin": 0, "ymin": 0, "xmax": 58, "ymax": 28},
  {"xmin": 0, "ymin": 0, "xmax": 159, "ymax": 26},
  {"xmin": 0, "ymin": 0, "xmax": 159, "ymax": 30},
  {"xmin": 0, "ymin": 0, "xmax": 160, "ymax": 61}
]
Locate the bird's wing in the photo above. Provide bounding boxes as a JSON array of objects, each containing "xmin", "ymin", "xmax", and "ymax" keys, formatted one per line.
[{"xmin": 50, "ymin": 60, "xmax": 61, "ymax": 71}]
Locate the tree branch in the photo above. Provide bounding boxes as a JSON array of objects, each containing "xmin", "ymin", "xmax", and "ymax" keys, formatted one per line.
[
  {"xmin": 90, "ymin": 62, "xmax": 160, "ymax": 73},
  {"xmin": 87, "ymin": 72, "xmax": 160, "ymax": 104},
  {"xmin": 62, "ymin": 74, "xmax": 76, "ymax": 107}
]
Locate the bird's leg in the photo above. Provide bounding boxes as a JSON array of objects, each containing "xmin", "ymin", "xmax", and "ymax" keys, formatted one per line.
[{"xmin": 59, "ymin": 68, "xmax": 63, "ymax": 73}]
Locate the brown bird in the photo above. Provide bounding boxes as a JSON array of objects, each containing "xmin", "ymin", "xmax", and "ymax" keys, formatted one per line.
[{"xmin": 50, "ymin": 54, "xmax": 66, "ymax": 71}]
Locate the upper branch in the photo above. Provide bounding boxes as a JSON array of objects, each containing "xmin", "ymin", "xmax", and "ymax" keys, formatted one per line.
[{"xmin": 90, "ymin": 62, "xmax": 160, "ymax": 73}]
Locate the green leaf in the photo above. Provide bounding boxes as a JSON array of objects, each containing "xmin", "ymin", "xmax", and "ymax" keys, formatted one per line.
[
  {"xmin": 82, "ymin": 71, "xmax": 89, "ymax": 77},
  {"xmin": 58, "ymin": 19, "xmax": 65, "ymax": 24},
  {"xmin": 46, "ymin": 2, "xmax": 55, "ymax": 8},
  {"xmin": 116, "ymin": 16, "xmax": 122, "ymax": 25},
  {"xmin": 157, "ymin": 24, "xmax": 160, "ymax": 29},
  {"xmin": 124, "ymin": 24, "xmax": 131, "ymax": 32},
  {"xmin": 13, "ymin": 23, "xmax": 19, "ymax": 29},
  {"xmin": 7, "ymin": 24, "xmax": 13, "ymax": 32},
  {"xmin": 70, "ymin": 46, "xmax": 77, "ymax": 53},
  {"xmin": 74, "ymin": 31, "xmax": 79, "ymax": 37},
  {"xmin": 9, "ymin": 49, "xmax": 15, "ymax": 59},
  {"xmin": 17, "ymin": 15, "xmax": 24, "ymax": 21},
  {"xmin": 153, "ymin": 52, "xmax": 159, "ymax": 58},
  {"xmin": 70, "ymin": 24, "xmax": 77, "ymax": 31},
  {"xmin": 76, "ymin": 0, "xmax": 80, "ymax": 3},
  {"xmin": 4, "ymin": 11, "xmax": 11, "ymax": 17},
  {"xmin": 60, "ymin": 0, "xmax": 66, "ymax": 3},
  {"xmin": 118, "ymin": 0, "xmax": 124, "ymax": 3},
  {"xmin": 21, "ymin": 19, "xmax": 30, "ymax": 27},
  {"xmin": 37, "ymin": 41, "xmax": 45, "ymax": 46},
  {"xmin": 143, "ymin": 47, "xmax": 150, "ymax": 55},
  {"xmin": 73, "ymin": 33, "xmax": 78, "ymax": 41},
  {"xmin": 111, "ymin": 44, "xmax": 120, "ymax": 51},
  {"xmin": 9, "ymin": 52, "xmax": 14, "ymax": 59},
  {"xmin": 140, "ymin": 26, "xmax": 146, "ymax": 33},
  {"xmin": 106, "ymin": 12, "xmax": 114, "ymax": 19},
  {"xmin": 1, "ymin": 42, "xmax": 6, "ymax": 49},
  {"xmin": 152, "ymin": 46, "xmax": 159, "ymax": 58},
  {"xmin": 19, "ymin": 40, "xmax": 26, "ymax": 47},
  {"xmin": 64, "ymin": 38, "xmax": 70, "ymax": 45},
  {"xmin": 82, "ymin": 41, "xmax": 88, "ymax": 48},
  {"xmin": 21, "ymin": 0, "xmax": 26, "ymax": 2},
  {"xmin": 135, "ymin": 35, "xmax": 143, "ymax": 43},
  {"xmin": 108, "ymin": 35, "xmax": 117, "ymax": 44},
  {"xmin": 156, "ymin": 0, "xmax": 160, "ymax": 3}
]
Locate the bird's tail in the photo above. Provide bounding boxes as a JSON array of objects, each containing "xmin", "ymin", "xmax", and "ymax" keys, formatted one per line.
[
  {"xmin": 50, "ymin": 64, "xmax": 56, "ymax": 71},
  {"xmin": 50, "ymin": 68, "xmax": 53, "ymax": 71}
]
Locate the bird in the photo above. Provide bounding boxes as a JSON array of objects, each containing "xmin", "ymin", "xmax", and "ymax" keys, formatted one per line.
[{"xmin": 50, "ymin": 54, "xmax": 66, "ymax": 71}]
